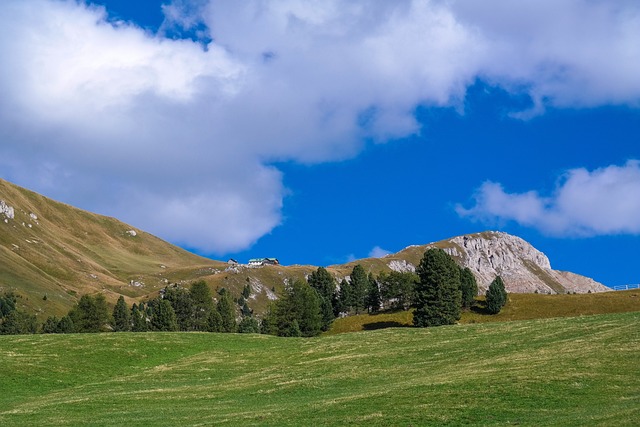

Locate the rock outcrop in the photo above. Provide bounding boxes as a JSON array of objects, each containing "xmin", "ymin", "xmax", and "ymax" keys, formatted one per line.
[{"xmin": 435, "ymin": 231, "xmax": 607, "ymax": 294}]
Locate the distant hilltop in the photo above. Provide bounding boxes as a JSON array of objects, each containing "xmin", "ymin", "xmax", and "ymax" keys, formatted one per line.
[{"xmin": 0, "ymin": 178, "xmax": 607, "ymax": 319}]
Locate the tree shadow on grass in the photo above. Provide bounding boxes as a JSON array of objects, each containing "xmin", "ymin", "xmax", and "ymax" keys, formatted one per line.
[
  {"xmin": 362, "ymin": 321, "xmax": 412, "ymax": 331},
  {"xmin": 470, "ymin": 301, "xmax": 492, "ymax": 316}
]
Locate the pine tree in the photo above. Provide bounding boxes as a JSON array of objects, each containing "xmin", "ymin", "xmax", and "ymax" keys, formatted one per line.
[
  {"xmin": 112, "ymin": 296, "xmax": 131, "ymax": 332},
  {"xmin": 238, "ymin": 316, "xmax": 260, "ymax": 333},
  {"xmin": 486, "ymin": 275, "xmax": 507, "ymax": 314},
  {"xmin": 131, "ymin": 305, "xmax": 148, "ymax": 332},
  {"xmin": 57, "ymin": 315, "xmax": 74, "ymax": 333},
  {"xmin": 190, "ymin": 281, "xmax": 214, "ymax": 331},
  {"xmin": 413, "ymin": 248, "xmax": 462, "ymax": 327},
  {"xmin": 151, "ymin": 299, "xmax": 178, "ymax": 331},
  {"xmin": 350, "ymin": 265, "xmax": 369, "ymax": 314},
  {"xmin": 460, "ymin": 267, "xmax": 478, "ymax": 309},
  {"xmin": 366, "ymin": 272, "xmax": 381, "ymax": 313},
  {"xmin": 42, "ymin": 316, "xmax": 60, "ymax": 334},
  {"xmin": 68, "ymin": 294, "xmax": 110, "ymax": 333},
  {"xmin": 217, "ymin": 289, "xmax": 237, "ymax": 333},
  {"xmin": 163, "ymin": 285, "xmax": 193, "ymax": 331},
  {"xmin": 378, "ymin": 271, "xmax": 418, "ymax": 310},
  {"xmin": 260, "ymin": 304, "xmax": 278, "ymax": 335},
  {"xmin": 336, "ymin": 278, "xmax": 352, "ymax": 315},
  {"xmin": 275, "ymin": 279, "xmax": 322, "ymax": 337},
  {"xmin": 208, "ymin": 309, "xmax": 222, "ymax": 332},
  {"xmin": 308, "ymin": 267, "xmax": 337, "ymax": 330}
]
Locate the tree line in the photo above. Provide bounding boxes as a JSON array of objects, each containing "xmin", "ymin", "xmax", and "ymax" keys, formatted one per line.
[{"xmin": 0, "ymin": 248, "xmax": 507, "ymax": 336}]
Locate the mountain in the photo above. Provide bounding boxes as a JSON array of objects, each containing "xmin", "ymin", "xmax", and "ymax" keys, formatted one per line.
[
  {"xmin": 336, "ymin": 231, "xmax": 608, "ymax": 294},
  {"xmin": 1, "ymin": 178, "xmax": 607, "ymax": 319}
]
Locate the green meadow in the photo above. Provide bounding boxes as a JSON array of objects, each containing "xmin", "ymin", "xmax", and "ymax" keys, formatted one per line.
[{"xmin": 1, "ymin": 311, "xmax": 639, "ymax": 426}]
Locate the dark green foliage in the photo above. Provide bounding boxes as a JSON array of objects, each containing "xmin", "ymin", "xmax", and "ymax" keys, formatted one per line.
[
  {"xmin": 238, "ymin": 316, "xmax": 260, "ymax": 334},
  {"xmin": 366, "ymin": 272, "xmax": 381, "ymax": 313},
  {"xmin": 217, "ymin": 289, "xmax": 237, "ymax": 333},
  {"xmin": 260, "ymin": 304, "xmax": 278, "ymax": 335},
  {"xmin": 208, "ymin": 309, "xmax": 222, "ymax": 332},
  {"xmin": 163, "ymin": 285, "xmax": 193, "ymax": 331},
  {"xmin": 241, "ymin": 301, "xmax": 252, "ymax": 317},
  {"xmin": 42, "ymin": 316, "xmax": 60, "ymax": 334},
  {"xmin": 460, "ymin": 267, "xmax": 478, "ymax": 309},
  {"xmin": 486, "ymin": 275, "xmax": 508, "ymax": 314},
  {"xmin": 413, "ymin": 248, "xmax": 462, "ymax": 327},
  {"xmin": 68, "ymin": 294, "xmax": 110, "ymax": 333},
  {"xmin": 0, "ymin": 309, "xmax": 37, "ymax": 334},
  {"xmin": 131, "ymin": 305, "xmax": 148, "ymax": 332},
  {"xmin": 378, "ymin": 271, "xmax": 418, "ymax": 310},
  {"xmin": 242, "ymin": 283, "xmax": 251, "ymax": 299},
  {"xmin": 151, "ymin": 299, "xmax": 178, "ymax": 331},
  {"xmin": 350, "ymin": 265, "xmax": 369, "ymax": 314},
  {"xmin": 0, "ymin": 292, "xmax": 17, "ymax": 317},
  {"xmin": 308, "ymin": 267, "xmax": 336, "ymax": 330},
  {"xmin": 275, "ymin": 279, "xmax": 322, "ymax": 337},
  {"xmin": 284, "ymin": 319, "xmax": 302, "ymax": 337},
  {"xmin": 57, "ymin": 315, "xmax": 74, "ymax": 333},
  {"xmin": 190, "ymin": 281, "xmax": 215, "ymax": 331},
  {"xmin": 112, "ymin": 296, "xmax": 131, "ymax": 332},
  {"xmin": 336, "ymin": 278, "xmax": 352, "ymax": 315}
]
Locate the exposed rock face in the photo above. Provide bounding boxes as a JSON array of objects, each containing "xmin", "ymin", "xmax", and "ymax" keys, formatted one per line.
[
  {"xmin": 388, "ymin": 259, "xmax": 415, "ymax": 273},
  {"xmin": 432, "ymin": 231, "xmax": 608, "ymax": 294},
  {"xmin": 1, "ymin": 200, "xmax": 15, "ymax": 220}
]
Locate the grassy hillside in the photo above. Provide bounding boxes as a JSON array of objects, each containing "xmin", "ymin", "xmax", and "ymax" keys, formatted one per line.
[
  {"xmin": 0, "ymin": 179, "xmax": 224, "ymax": 315},
  {"xmin": 0, "ymin": 311, "xmax": 638, "ymax": 426},
  {"xmin": 328, "ymin": 289, "xmax": 640, "ymax": 334}
]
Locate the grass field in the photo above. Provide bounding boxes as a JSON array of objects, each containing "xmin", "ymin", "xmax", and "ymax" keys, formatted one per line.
[
  {"xmin": 328, "ymin": 290, "xmax": 640, "ymax": 334},
  {"xmin": 1, "ymin": 311, "xmax": 638, "ymax": 426}
]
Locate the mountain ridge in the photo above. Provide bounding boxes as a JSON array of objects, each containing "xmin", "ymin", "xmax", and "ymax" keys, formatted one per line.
[{"xmin": 0, "ymin": 178, "xmax": 607, "ymax": 319}]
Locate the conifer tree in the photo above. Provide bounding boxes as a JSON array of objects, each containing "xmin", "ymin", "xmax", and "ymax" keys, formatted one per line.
[
  {"xmin": 308, "ymin": 267, "xmax": 337, "ymax": 330},
  {"xmin": 350, "ymin": 264, "xmax": 369, "ymax": 314},
  {"xmin": 217, "ymin": 289, "xmax": 237, "ymax": 333},
  {"xmin": 336, "ymin": 278, "xmax": 352, "ymax": 315},
  {"xmin": 486, "ymin": 275, "xmax": 507, "ymax": 314},
  {"xmin": 68, "ymin": 294, "xmax": 110, "ymax": 333},
  {"xmin": 190, "ymin": 281, "xmax": 215, "ymax": 331},
  {"xmin": 131, "ymin": 305, "xmax": 148, "ymax": 332},
  {"xmin": 151, "ymin": 299, "xmax": 178, "ymax": 331},
  {"xmin": 42, "ymin": 316, "xmax": 60, "ymax": 334},
  {"xmin": 460, "ymin": 267, "xmax": 478, "ymax": 309},
  {"xmin": 163, "ymin": 285, "xmax": 193, "ymax": 331},
  {"xmin": 112, "ymin": 296, "xmax": 131, "ymax": 332},
  {"xmin": 275, "ymin": 279, "xmax": 322, "ymax": 337},
  {"xmin": 208, "ymin": 309, "xmax": 222, "ymax": 332},
  {"xmin": 57, "ymin": 315, "xmax": 74, "ymax": 333},
  {"xmin": 238, "ymin": 316, "xmax": 260, "ymax": 333},
  {"xmin": 366, "ymin": 272, "xmax": 381, "ymax": 313},
  {"xmin": 413, "ymin": 248, "xmax": 462, "ymax": 327}
]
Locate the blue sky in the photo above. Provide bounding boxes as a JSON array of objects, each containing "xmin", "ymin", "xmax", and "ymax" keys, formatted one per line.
[{"xmin": 1, "ymin": 1, "xmax": 639, "ymax": 286}]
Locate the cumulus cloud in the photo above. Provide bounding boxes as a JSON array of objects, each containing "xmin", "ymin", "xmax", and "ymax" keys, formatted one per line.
[
  {"xmin": 368, "ymin": 246, "xmax": 392, "ymax": 258},
  {"xmin": 0, "ymin": 0, "xmax": 639, "ymax": 253},
  {"xmin": 456, "ymin": 161, "xmax": 640, "ymax": 236}
]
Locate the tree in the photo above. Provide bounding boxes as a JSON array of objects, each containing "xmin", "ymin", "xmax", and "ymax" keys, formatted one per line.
[
  {"xmin": 260, "ymin": 304, "xmax": 278, "ymax": 335},
  {"xmin": 378, "ymin": 271, "xmax": 418, "ymax": 310},
  {"xmin": 190, "ymin": 281, "xmax": 215, "ymax": 331},
  {"xmin": 0, "ymin": 292, "xmax": 16, "ymax": 317},
  {"xmin": 350, "ymin": 265, "xmax": 369, "ymax": 314},
  {"xmin": 335, "ymin": 278, "xmax": 352, "ymax": 315},
  {"xmin": 112, "ymin": 296, "xmax": 131, "ymax": 332},
  {"xmin": 68, "ymin": 294, "xmax": 110, "ymax": 333},
  {"xmin": 163, "ymin": 285, "xmax": 193, "ymax": 331},
  {"xmin": 486, "ymin": 275, "xmax": 507, "ymax": 314},
  {"xmin": 0, "ymin": 310, "xmax": 37, "ymax": 334},
  {"xmin": 131, "ymin": 304, "xmax": 148, "ymax": 332},
  {"xmin": 150, "ymin": 299, "xmax": 178, "ymax": 331},
  {"xmin": 275, "ymin": 279, "xmax": 322, "ymax": 337},
  {"xmin": 308, "ymin": 267, "xmax": 337, "ymax": 330},
  {"xmin": 208, "ymin": 309, "xmax": 222, "ymax": 332},
  {"xmin": 366, "ymin": 272, "xmax": 381, "ymax": 313},
  {"xmin": 238, "ymin": 316, "xmax": 260, "ymax": 333},
  {"xmin": 460, "ymin": 267, "xmax": 478, "ymax": 309},
  {"xmin": 57, "ymin": 315, "xmax": 74, "ymax": 333},
  {"xmin": 217, "ymin": 289, "xmax": 237, "ymax": 333},
  {"xmin": 413, "ymin": 248, "xmax": 462, "ymax": 327},
  {"xmin": 42, "ymin": 316, "xmax": 60, "ymax": 334}
]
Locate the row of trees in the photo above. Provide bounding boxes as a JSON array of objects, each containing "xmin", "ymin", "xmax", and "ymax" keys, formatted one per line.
[{"xmin": 1, "ymin": 249, "xmax": 506, "ymax": 335}]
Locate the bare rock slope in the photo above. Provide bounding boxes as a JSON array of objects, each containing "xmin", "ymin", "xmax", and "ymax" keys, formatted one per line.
[{"xmin": 388, "ymin": 231, "xmax": 608, "ymax": 294}]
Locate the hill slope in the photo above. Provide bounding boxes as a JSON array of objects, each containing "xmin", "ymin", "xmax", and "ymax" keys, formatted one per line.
[{"xmin": 1, "ymin": 178, "xmax": 608, "ymax": 320}]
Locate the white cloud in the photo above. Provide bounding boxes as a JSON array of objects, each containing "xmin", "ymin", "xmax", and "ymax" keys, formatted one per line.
[
  {"xmin": 369, "ymin": 246, "xmax": 392, "ymax": 258},
  {"xmin": 0, "ymin": 0, "xmax": 639, "ymax": 253},
  {"xmin": 457, "ymin": 161, "xmax": 640, "ymax": 236}
]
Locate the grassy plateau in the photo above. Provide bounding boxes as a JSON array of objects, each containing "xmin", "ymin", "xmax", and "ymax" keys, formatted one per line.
[{"xmin": 1, "ymin": 311, "xmax": 639, "ymax": 426}]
